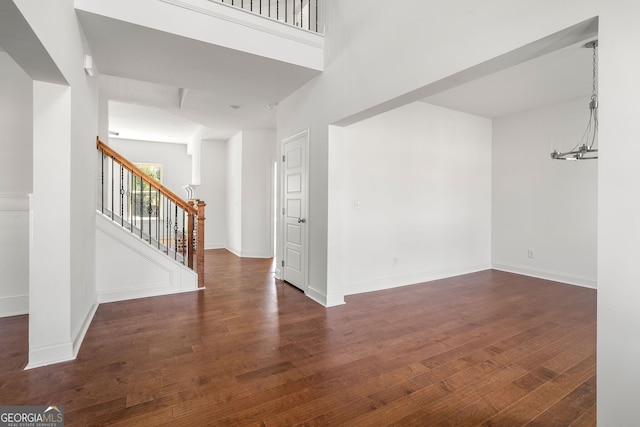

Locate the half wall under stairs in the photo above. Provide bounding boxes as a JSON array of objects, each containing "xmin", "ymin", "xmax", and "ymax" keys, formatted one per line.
[{"xmin": 96, "ymin": 211, "xmax": 199, "ymax": 303}]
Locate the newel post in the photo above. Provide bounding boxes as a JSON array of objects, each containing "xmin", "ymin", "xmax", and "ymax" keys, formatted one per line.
[{"xmin": 196, "ymin": 200, "xmax": 206, "ymax": 288}]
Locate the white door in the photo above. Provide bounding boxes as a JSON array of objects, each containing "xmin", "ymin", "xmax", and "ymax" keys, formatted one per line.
[{"xmin": 282, "ymin": 131, "xmax": 307, "ymax": 290}]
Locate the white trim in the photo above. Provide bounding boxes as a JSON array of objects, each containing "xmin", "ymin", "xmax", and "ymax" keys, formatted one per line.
[
  {"xmin": 158, "ymin": 0, "xmax": 324, "ymax": 48},
  {"xmin": 341, "ymin": 263, "xmax": 492, "ymax": 298},
  {"xmin": 492, "ymin": 263, "xmax": 597, "ymax": 289},
  {"xmin": 71, "ymin": 303, "xmax": 99, "ymax": 358},
  {"xmin": 96, "ymin": 212, "xmax": 198, "ymax": 302},
  {"xmin": 96, "ymin": 212, "xmax": 191, "ymax": 270},
  {"xmin": 205, "ymin": 242, "xmax": 226, "ymax": 250},
  {"xmin": 225, "ymin": 245, "xmax": 273, "ymax": 259},
  {"xmin": 98, "ymin": 286, "xmax": 198, "ymax": 304},
  {"xmin": 26, "ymin": 341, "xmax": 74, "ymax": 370},
  {"xmin": 0, "ymin": 194, "xmax": 29, "ymax": 211},
  {"xmin": 0, "ymin": 294, "xmax": 28, "ymax": 317},
  {"xmin": 305, "ymin": 286, "xmax": 345, "ymax": 307},
  {"xmin": 226, "ymin": 245, "xmax": 242, "ymax": 258}
]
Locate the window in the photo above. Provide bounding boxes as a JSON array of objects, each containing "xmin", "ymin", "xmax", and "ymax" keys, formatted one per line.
[{"xmin": 132, "ymin": 163, "xmax": 162, "ymax": 218}]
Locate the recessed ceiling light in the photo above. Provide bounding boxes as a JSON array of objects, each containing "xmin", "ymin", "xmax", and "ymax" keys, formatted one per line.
[
  {"xmin": 229, "ymin": 105, "xmax": 241, "ymax": 110},
  {"xmin": 109, "ymin": 130, "xmax": 119, "ymax": 136}
]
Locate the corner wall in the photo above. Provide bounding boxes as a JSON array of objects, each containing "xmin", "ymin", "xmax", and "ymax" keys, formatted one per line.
[
  {"xmin": 226, "ymin": 130, "xmax": 276, "ymax": 258},
  {"xmin": 200, "ymin": 139, "xmax": 227, "ymax": 249},
  {"xmin": 492, "ymin": 98, "xmax": 597, "ymax": 287},
  {"xmin": 332, "ymin": 102, "xmax": 492, "ymax": 300},
  {"xmin": 9, "ymin": 0, "xmax": 100, "ymax": 368},
  {"xmin": 0, "ymin": 51, "xmax": 32, "ymax": 318},
  {"xmin": 277, "ymin": 0, "xmax": 600, "ymax": 306}
]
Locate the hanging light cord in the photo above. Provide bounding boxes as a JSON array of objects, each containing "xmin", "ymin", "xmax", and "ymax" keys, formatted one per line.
[{"xmin": 550, "ymin": 40, "xmax": 599, "ymax": 161}]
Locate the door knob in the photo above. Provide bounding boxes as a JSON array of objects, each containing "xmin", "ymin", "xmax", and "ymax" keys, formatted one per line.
[{"xmin": 298, "ymin": 218, "xmax": 306, "ymax": 223}]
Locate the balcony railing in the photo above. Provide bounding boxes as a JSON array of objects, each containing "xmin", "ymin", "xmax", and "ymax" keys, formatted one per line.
[
  {"xmin": 214, "ymin": 0, "xmax": 322, "ymax": 33},
  {"xmin": 97, "ymin": 138, "xmax": 206, "ymax": 287}
]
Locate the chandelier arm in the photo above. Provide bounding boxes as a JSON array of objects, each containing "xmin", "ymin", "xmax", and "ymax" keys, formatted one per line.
[{"xmin": 550, "ymin": 39, "xmax": 598, "ymax": 161}]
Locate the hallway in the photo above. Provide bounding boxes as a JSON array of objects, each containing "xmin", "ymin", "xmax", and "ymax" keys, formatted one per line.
[{"xmin": 0, "ymin": 249, "xmax": 596, "ymax": 425}]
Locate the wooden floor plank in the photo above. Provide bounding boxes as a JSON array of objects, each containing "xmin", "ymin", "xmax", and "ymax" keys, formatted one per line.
[{"xmin": 0, "ymin": 250, "xmax": 596, "ymax": 425}]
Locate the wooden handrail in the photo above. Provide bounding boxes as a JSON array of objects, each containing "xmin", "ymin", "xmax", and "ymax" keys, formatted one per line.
[{"xmin": 97, "ymin": 137, "xmax": 197, "ymax": 216}]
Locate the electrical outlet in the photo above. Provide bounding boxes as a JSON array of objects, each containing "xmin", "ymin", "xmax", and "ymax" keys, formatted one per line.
[
  {"xmin": 392, "ymin": 257, "xmax": 398, "ymax": 265},
  {"xmin": 527, "ymin": 249, "xmax": 535, "ymax": 259},
  {"xmin": 352, "ymin": 200, "xmax": 360, "ymax": 210}
]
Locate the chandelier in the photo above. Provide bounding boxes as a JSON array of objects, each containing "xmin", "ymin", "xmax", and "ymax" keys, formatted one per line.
[{"xmin": 550, "ymin": 40, "xmax": 598, "ymax": 161}]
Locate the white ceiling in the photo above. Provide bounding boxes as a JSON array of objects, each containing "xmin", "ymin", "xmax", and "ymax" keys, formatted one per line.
[
  {"xmin": 77, "ymin": 8, "xmax": 596, "ymax": 143},
  {"xmin": 423, "ymin": 39, "xmax": 597, "ymax": 118},
  {"xmin": 77, "ymin": 9, "xmax": 320, "ymax": 143}
]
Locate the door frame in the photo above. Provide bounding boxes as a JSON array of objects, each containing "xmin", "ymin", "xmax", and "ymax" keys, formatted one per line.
[{"xmin": 279, "ymin": 129, "xmax": 310, "ymax": 291}]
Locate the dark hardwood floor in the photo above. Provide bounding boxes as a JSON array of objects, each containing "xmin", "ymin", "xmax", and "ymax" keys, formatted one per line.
[{"xmin": 0, "ymin": 250, "xmax": 596, "ymax": 426}]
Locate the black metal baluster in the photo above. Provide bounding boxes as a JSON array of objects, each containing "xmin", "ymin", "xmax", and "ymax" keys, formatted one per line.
[
  {"xmin": 268, "ymin": 0, "xmax": 270, "ymax": 17},
  {"xmin": 182, "ymin": 209, "xmax": 186, "ymax": 265},
  {"xmin": 174, "ymin": 204, "xmax": 178, "ymax": 260},
  {"xmin": 285, "ymin": 0, "xmax": 287, "ymax": 24},
  {"xmin": 300, "ymin": 0, "xmax": 302, "ymax": 27},
  {"xmin": 148, "ymin": 181, "xmax": 152, "ymax": 242},
  {"xmin": 110, "ymin": 157, "xmax": 114, "ymax": 220},
  {"xmin": 132, "ymin": 174, "xmax": 137, "ymax": 231},
  {"xmin": 139, "ymin": 177, "xmax": 143, "ymax": 239},
  {"xmin": 156, "ymin": 190, "xmax": 160, "ymax": 249},
  {"xmin": 119, "ymin": 165, "xmax": 124, "ymax": 226},
  {"xmin": 100, "ymin": 150, "xmax": 105, "ymax": 214},
  {"xmin": 276, "ymin": 0, "xmax": 279, "ymax": 20},
  {"xmin": 127, "ymin": 170, "xmax": 132, "ymax": 232},
  {"xmin": 315, "ymin": 0, "xmax": 317, "ymax": 32}
]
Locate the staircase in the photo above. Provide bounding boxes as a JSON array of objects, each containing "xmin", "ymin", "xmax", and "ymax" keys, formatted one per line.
[{"xmin": 96, "ymin": 138, "xmax": 205, "ymax": 301}]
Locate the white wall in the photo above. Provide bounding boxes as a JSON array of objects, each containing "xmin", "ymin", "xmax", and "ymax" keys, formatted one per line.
[
  {"xmin": 0, "ymin": 52, "xmax": 32, "ymax": 318},
  {"xmin": 199, "ymin": 139, "xmax": 227, "ymax": 249},
  {"xmin": 241, "ymin": 129, "xmax": 276, "ymax": 258},
  {"xmin": 109, "ymin": 137, "xmax": 228, "ymax": 251},
  {"xmin": 598, "ymin": 2, "xmax": 640, "ymax": 424},
  {"xmin": 0, "ymin": 52, "xmax": 32, "ymax": 195},
  {"xmin": 333, "ymin": 102, "xmax": 491, "ymax": 299},
  {"xmin": 277, "ymin": 0, "xmax": 640, "ymax": 423},
  {"xmin": 277, "ymin": 0, "xmax": 600, "ymax": 305},
  {"xmin": 225, "ymin": 130, "xmax": 277, "ymax": 258},
  {"xmin": 0, "ymin": 196, "xmax": 29, "ymax": 317},
  {"xmin": 492, "ymin": 98, "xmax": 597, "ymax": 288},
  {"xmin": 95, "ymin": 213, "xmax": 197, "ymax": 302},
  {"xmin": 109, "ymin": 138, "xmax": 192, "ymax": 199},
  {"xmin": 9, "ymin": 0, "xmax": 100, "ymax": 368},
  {"xmin": 226, "ymin": 132, "xmax": 243, "ymax": 255}
]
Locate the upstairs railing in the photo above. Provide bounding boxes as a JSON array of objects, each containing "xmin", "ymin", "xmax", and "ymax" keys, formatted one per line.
[
  {"xmin": 214, "ymin": 0, "xmax": 322, "ymax": 33},
  {"xmin": 96, "ymin": 138, "xmax": 205, "ymax": 288}
]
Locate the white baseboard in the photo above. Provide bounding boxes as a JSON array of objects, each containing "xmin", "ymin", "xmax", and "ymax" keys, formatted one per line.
[
  {"xmin": 492, "ymin": 263, "xmax": 597, "ymax": 289},
  {"xmin": 205, "ymin": 242, "xmax": 226, "ymax": 250},
  {"xmin": 98, "ymin": 286, "xmax": 199, "ymax": 304},
  {"xmin": 72, "ymin": 303, "xmax": 98, "ymax": 358},
  {"xmin": 0, "ymin": 294, "xmax": 28, "ymax": 317},
  {"xmin": 26, "ymin": 341, "xmax": 75, "ymax": 370},
  {"xmin": 96, "ymin": 213, "xmax": 198, "ymax": 303},
  {"xmin": 305, "ymin": 286, "xmax": 345, "ymax": 307},
  {"xmin": 225, "ymin": 246, "xmax": 273, "ymax": 259},
  {"xmin": 340, "ymin": 263, "xmax": 491, "ymax": 299}
]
